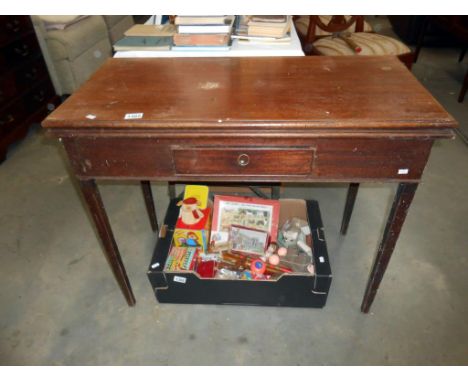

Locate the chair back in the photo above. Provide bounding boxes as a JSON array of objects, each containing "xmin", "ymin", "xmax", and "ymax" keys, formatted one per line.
[{"xmin": 306, "ymin": 16, "xmax": 365, "ymax": 42}]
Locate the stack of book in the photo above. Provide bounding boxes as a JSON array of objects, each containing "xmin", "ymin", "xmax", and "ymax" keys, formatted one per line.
[
  {"xmin": 232, "ymin": 15, "xmax": 292, "ymax": 44},
  {"xmin": 113, "ymin": 24, "xmax": 175, "ymax": 51},
  {"xmin": 173, "ymin": 15, "xmax": 235, "ymax": 51}
]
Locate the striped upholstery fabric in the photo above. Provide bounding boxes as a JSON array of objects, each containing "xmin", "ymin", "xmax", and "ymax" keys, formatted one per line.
[
  {"xmin": 313, "ymin": 32, "xmax": 411, "ymax": 56},
  {"xmin": 295, "ymin": 16, "xmax": 373, "ymax": 37}
]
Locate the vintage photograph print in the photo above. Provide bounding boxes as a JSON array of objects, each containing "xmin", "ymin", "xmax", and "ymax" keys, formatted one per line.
[
  {"xmin": 229, "ymin": 225, "xmax": 269, "ymax": 256},
  {"xmin": 211, "ymin": 195, "xmax": 280, "ymax": 246}
]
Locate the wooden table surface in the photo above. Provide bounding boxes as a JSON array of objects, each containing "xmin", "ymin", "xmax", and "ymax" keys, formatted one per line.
[
  {"xmin": 43, "ymin": 56, "xmax": 456, "ymax": 133},
  {"xmin": 42, "ymin": 56, "xmax": 457, "ymax": 312}
]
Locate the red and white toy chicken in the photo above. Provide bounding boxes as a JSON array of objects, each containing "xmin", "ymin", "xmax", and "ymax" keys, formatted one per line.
[{"xmin": 177, "ymin": 197, "xmax": 205, "ymax": 226}]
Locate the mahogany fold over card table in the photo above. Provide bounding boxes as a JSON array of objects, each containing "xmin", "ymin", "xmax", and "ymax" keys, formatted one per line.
[{"xmin": 42, "ymin": 56, "xmax": 457, "ymax": 313}]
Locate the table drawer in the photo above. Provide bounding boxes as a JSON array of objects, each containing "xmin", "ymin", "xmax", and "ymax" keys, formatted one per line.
[
  {"xmin": 62, "ymin": 137, "xmax": 433, "ymax": 182},
  {"xmin": 172, "ymin": 147, "xmax": 315, "ymax": 176}
]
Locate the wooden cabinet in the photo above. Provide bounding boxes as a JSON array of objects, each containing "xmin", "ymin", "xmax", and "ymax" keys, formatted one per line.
[{"xmin": 0, "ymin": 15, "xmax": 59, "ymax": 162}]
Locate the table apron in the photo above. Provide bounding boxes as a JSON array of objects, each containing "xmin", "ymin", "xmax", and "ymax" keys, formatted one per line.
[{"xmin": 62, "ymin": 136, "xmax": 434, "ymax": 182}]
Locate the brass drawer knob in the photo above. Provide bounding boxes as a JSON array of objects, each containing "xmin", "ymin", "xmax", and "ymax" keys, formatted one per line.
[{"xmin": 237, "ymin": 153, "xmax": 250, "ymax": 167}]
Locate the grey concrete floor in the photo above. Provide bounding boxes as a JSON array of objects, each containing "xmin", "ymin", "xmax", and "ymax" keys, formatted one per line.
[{"xmin": 1, "ymin": 26, "xmax": 468, "ymax": 365}]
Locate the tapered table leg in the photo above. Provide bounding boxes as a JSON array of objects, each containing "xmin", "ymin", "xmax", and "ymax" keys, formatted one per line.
[
  {"xmin": 340, "ymin": 183, "xmax": 359, "ymax": 235},
  {"xmin": 413, "ymin": 16, "xmax": 430, "ymax": 63},
  {"xmin": 271, "ymin": 185, "xmax": 281, "ymax": 200},
  {"xmin": 458, "ymin": 68, "xmax": 468, "ymax": 103},
  {"xmin": 78, "ymin": 179, "xmax": 136, "ymax": 306},
  {"xmin": 141, "ymin": 181, "xmax": 158, "ymax": 232},
  {"xmin": 361, "ymin": 183, "xmax": 418, "ymax": 313},
  {"xmin": 168, "ymin": 182, "xmax": 176, "ymax": 199},
  {"xmin": 458, "ymin": 46, "xmax": 466, "ymax": 63}
]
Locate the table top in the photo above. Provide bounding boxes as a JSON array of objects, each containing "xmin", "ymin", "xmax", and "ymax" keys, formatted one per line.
[
  {"xmin": 43, "ymin": 56, "xmax": 457, "ymax": 136},
  {"xmin": 113, "ymin": 20, "xmax": 304, "ymax": 58}
]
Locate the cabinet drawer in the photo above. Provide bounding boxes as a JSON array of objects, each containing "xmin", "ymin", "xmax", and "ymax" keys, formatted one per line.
[
  {"xmin": 0, "ymin": 75, "xmax": 17, "ymax": 106},
  {"xmin": 24, "ymin": 80, "xmax": 55, "ymax": 112},
  {"xmin": 0, "ymin": 58, "xmax": 49, "ymax": 104},
  {"xmin": 1, "ymin": 34, "xmax": 40, "ymax": 70},
  {"xmin": 0, "ymin": 100, "xmax": 26, "ymax": 137},
  {"xmin": 15, "ymin": 57, "xmax": 49, "ymax": 89},
  {"xmin": 0, "ymin": 16, "xmax": 33, "ymax": 47},
  {"xmin": 172, "ymin": 147, "xmax": 315, "ymax": 176}
]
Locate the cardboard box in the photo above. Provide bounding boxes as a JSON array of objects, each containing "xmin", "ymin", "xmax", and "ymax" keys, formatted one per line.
[{"xmin": 148, "ymin": 198, "xmax": 332, "ymax": 308}]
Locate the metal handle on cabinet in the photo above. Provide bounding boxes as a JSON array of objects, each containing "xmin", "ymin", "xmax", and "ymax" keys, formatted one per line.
[
  {"xmin": 14, "ymin": 44, "xmax": 30, "ymax": 57},
  {"xmin": 0, "ymin": 114, "xmax": 15, "ymax": 126},
  {"xmin": 33, "ymin": 91, "xmax": 45, "ymax": 103},
  {"xmin": 237, "ymin": 153, "xmax": 250, "ymax": 167},
  {"xmin": 25, "ymin": 68, "xmax": 38, "ymax": 80},
  {"xmin": 6, "ymin": 20, "xmax": 21, "ymax": 33}
]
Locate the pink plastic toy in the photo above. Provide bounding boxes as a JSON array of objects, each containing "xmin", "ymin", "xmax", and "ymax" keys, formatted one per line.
[
  {"xmin": 277, "ymin": 247, "xmax": 288, "ymax": 257},
  {"xmin": 268, "ymin": 254, "xmax": 280, "ymax": 265}
]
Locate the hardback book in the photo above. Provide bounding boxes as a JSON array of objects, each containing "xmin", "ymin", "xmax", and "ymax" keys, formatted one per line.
[
  {"xmin": 232, "ymin": 31, "xmax": 291, "ymax": 42},
  {"xmin": 173, "ymin": 33, "xmax": 230, "ymax": 46},
  {"xmin": 113, "ymin": 36, "xmax": 172, "ymax": 51},
  {"xmin": 247, "ymin": 15, "xmax": 291, "ymax": 38},
  {"xmin": 249, "ymin": 15, "xmax": 288, "ymax": 24},
  {"xmin": 171, "ymin": 45, "xmax": 231, "ymax": 51},
  {"xmin": 177, "ymin": 16, "xmax": 235, "ymax": 34},
  {"xmin": 175, "ymin": 15, "xmax": 230, "ymax": 25},
  {"xmin": 124, "ymin": 24, "xmax": 176, "ymax": 37},
  {"xmin": 237, "ymin": 38, "xmax": 291, "ymax": 46}
]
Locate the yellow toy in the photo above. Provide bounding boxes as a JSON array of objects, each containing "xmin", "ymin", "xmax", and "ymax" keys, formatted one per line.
[{"xmin": 173, "ymin": 185, "xmax": 211, "ymax": 252}]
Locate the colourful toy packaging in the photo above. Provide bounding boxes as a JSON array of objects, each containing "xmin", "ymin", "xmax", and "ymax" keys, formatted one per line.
[
  {"xmin": 164, "ymin": 247, "xmax": 199, "ymax": 271},
  {"xmin": 173, "ymin": 185, "xmax": 211, "ymax": 252}
]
